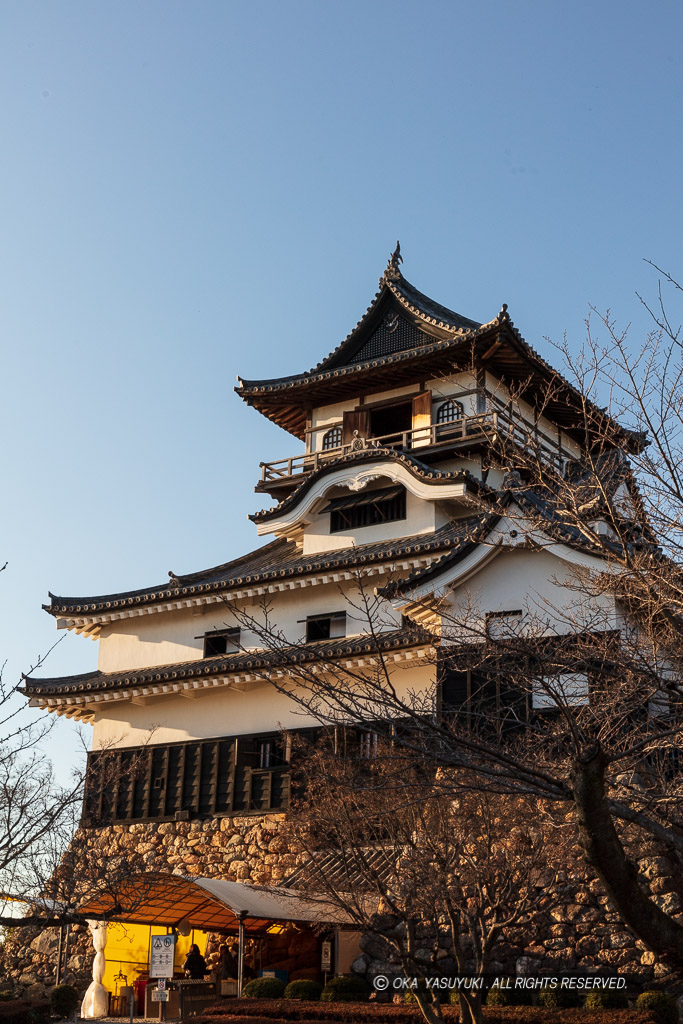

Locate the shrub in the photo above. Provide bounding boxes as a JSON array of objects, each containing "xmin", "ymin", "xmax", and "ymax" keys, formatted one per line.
[
  {"xmin": 585, "ymin": 989, "xmax": 630, "ymax": 1010},
  {"xmin": 486, "ymin": 987, "xmax": 512, "ymax": 1007},
  {"xmin": 539, "ymin": 985, "xmax": 583, "ymax": 1008},
  {"xmin": 242, "ymin": 977, "xmax": 286, "ymax": 1000},
  {"xmin": 320, "ymin": 975, "xmax": 371, "ymax": 1002},
  {"xmin": 404, "ymin": 986, "xmax": 432, "ymax": 1004},
  {"xmin": 484, "ymin": 982, "xmax": 534, "ymax": 1007},
  {"xmin": 635, "ymin": 991, "xmax": 678, "ymax": 1024},
  {"xmin": 50, "ymin": 985, "xmax": 79, "ymax": 1019},
  {"xmin": 283, "ymin": 979, "xmax": 323, "ymax": 1001}
]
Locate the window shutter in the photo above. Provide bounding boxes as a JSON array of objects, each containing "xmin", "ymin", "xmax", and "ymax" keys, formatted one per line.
[
  {"xmin": 411, "ymin": 390, "xmax": 432, "ymax": 447},
  {"xmin": 342, "ymin": 408, "xmax": 371, "ymax": 445}
]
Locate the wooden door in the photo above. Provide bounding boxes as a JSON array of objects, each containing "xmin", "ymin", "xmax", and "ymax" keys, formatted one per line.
[
  {"xmin": 411, "ymin": 390, "xmax": 432, "ymax": 447},
  {"xmin": 342, "ymin": 408, "xmax": 371, "ymax": 446}
]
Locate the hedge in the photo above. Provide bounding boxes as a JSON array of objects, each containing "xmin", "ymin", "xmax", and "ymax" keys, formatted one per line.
[
  {"xmin": 199, "ymin": 999, "xmax": 661, "ymax": 1023},
  {"xmin": 0, "ymin": 1000, "xmax": 52, "ymax": 1024}
]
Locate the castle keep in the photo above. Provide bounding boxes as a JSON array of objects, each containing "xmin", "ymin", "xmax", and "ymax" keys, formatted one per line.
[{"xmin": 13, "ymin": 247, "xmax": 677, "ymax": 998}]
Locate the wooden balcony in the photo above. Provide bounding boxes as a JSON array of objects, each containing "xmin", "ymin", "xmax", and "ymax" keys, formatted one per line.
[{"xmin": 258, "ymin": 401, "xmax": 571, "ymax": 492}]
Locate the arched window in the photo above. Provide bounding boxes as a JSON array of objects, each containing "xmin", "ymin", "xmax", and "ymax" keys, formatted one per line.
[
  {"xmin": 436, "ymin": 399, "xmax": 464, "ymax": 424},
  {"xmin": 322, "ymin": 426, "xmax": 342, "ymax": 451}
]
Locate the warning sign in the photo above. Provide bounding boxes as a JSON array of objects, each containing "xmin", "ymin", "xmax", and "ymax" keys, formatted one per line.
[{"xmin": 150, "ymin": 934, "xmax": 176, "ymax": 979}]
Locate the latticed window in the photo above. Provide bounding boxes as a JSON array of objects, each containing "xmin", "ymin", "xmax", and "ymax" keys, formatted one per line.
[
  {"xmin": 436, "ymin": 399, "xmax": 464, "ymax": 424},
  {"xmin": 322, "ymin": 426, "xmax": 342, "ymax": 451}
]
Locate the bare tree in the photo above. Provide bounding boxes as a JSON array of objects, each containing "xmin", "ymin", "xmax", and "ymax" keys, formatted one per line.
[
  {"xmin": 0, "ymin": 599, "xmax": 84, "ymax": 929},
  {"xmin": 225, "ymin": 267, "xmax": 683, "ymax": 973},
  {"xmin": 281, "ymin": 740, "xmax": 559, "ymax": 1024}
]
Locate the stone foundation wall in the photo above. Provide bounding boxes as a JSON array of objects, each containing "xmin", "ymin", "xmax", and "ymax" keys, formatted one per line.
[
  {"xmin": 0, "ymin": 815, "xmax": 680, "ymax": 1000},
  {"xmin": 0, "ymin": 813, "xmax": 304, "ymax": 1001},
  {"xmin": 352, "ymin": 852, "xmax": 681, "ymax": 993}
]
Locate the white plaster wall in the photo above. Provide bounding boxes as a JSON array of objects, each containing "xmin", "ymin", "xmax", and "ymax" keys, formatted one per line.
[
  {"xmin": 97, "ymin": 579, "xmax": 402, "ymax": 673},
  {"xmin": 302, "ymin": 485, "xmax": 438, "ymax": 555},
  {"xmin": 426, "ymin": 372, "xmax": 477, "ymax": 406},
  {"xmin": 446, "ymin": 547, "xmax": 617, "ymax": 636},
  {"xmin": 90, "ymin": 662, "xmax": 436, "ymax": 750}
]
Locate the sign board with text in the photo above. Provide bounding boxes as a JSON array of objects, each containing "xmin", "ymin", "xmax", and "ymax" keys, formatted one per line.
[
  {"xmin": 150, "ymin": 934, "xmax": 176, "ymax": 979},
  {"xmin": 321, "ymin": 940, "xmax": 332, "ymax": 972},
  {"xmin": 151, "ymin": 990, "xmax": 168, "ymax": 1003}
]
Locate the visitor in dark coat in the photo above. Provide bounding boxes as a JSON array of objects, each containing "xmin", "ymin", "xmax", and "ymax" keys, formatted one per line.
[{"xmin": 183, "ymin": 944, "xmax": 208, "ymax": 979}]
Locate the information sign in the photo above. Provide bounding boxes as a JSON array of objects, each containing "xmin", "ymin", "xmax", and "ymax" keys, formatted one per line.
[
  {"xmin": 321, "ymin": 940, "xmax": 332, "ymax": 972},
  {"xmin": 150, "ymin": 934, "xmax": 176, "ymax": 979}
]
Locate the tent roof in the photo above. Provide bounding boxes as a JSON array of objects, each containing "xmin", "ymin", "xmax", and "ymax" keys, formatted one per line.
[{"xmin": 77, "ymin": 872, "xmax": 348, "ymax": 935}]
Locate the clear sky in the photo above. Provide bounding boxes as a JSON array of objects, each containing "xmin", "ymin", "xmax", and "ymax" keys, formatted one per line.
[{"xmin": 1, "ymin": 0, "xmax": 681, "ymax": 783}]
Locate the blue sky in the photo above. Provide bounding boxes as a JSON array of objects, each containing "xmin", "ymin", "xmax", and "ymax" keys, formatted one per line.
[{"xmin": 1, "ymin": 0, "xmax": 681, "ymax": 782}]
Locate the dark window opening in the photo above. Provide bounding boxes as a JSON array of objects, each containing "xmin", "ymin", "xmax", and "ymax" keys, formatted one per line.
[
  {"xmin": 305, "ymin": 611, "xmax": 346, "ymax": 642},
  {"xmin": 485, "ymin": 610, "xmax": 523, "ymax": 641},
  {"xmin": 436, "ymin": 399, "xmax": 464, "ymax": 424},
  {"xmin": 322, "ymin": 426, "xmax": 342, "ymax": 451},
  {"xmin": 201, "ymin": 628, "xmax": 240, "ymax": 658},
  {"xmin": 369, "ymin": 401, "xmax": 413, "ymax": 441},
  {"xmin": 329, "ymin": 488, "xmax": 406, "ymax": 533}
]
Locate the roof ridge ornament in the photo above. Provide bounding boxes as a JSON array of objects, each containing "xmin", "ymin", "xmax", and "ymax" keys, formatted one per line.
[{"xmin": 382, "ymin": 240, "xmax": 403, "ymax": 283}]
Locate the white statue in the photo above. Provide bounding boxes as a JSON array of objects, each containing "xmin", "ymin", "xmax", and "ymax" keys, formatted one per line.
[{"xmin": 80, "ymin": 920, "xmax": 109, "ymax": 1018}]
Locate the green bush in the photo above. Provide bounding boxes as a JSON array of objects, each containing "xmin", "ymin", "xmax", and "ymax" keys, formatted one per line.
[
  {"xmin": 50, "ymin": 985, "xmax": 79, "ymax": 1019},
  {"xmin": 635, "ymin": 991, "xmax": 678, "ymax": 1024},
  {"xmin": 242, "ymin": 977, "xmax": 286, "ymax": 1000},
  {"xmin": 320, "ymin": 975, "xmax": 370, "ymax": 1002},
  {"xmin": 485, "ymin": 982, "xmax": 531, "ymax": 1007},
  {"xmin": 283, "ymin": 979, "xmax": 323, "ymax": 1001},
  {"xmin": 539, "ymin": 985, "xmax": 583, "ymax": 1008},
  {"xmin": 404, "ymin": 986, "xmax": 432, "ymax": 1004},
  {"xmin": 585, "ymin": 989, "xmax": 629, "ymax": 1010},
  {"xmin": 486, "ymin": 987, "xmax": 512, "ymax": 1007}
]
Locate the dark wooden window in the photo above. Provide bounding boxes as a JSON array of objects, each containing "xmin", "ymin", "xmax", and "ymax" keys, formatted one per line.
[
  {"xmin": 436, "ymin": 399, "xmax": 464, "ymax": 424},
  {"xmin": 305, "ymin": 611, "xmax": 346, "ymax": 642},
  {"xmin": 322, "ymin": 427, "xmax": 342, "ymax": 451},
  {"xmin": 342, "ymin": 408, "xmax": 370, "ymax": 445},
  {"xmin": 82, "ymin": 729, "xmax": 293, "ymax": 827},
  {"xmin": 328, "ymin": 488, "xmax": 406, "ymax": 533},
  {"xmin": 201, "ymin": 628, "xmax": 240, "ymax": 658}
]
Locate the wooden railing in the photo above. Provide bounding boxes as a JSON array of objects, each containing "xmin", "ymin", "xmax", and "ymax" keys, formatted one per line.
[{"xmin": 260, "ymin": 404, "xmax": 571, "ymax": 484}]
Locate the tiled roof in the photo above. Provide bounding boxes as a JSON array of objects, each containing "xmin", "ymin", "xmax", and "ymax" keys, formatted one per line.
[
  {"xmin": 45, "ymin": 517, "xmax": 486, "ymax": 618},
  {"xmin": 22, "ymin": 629, "xmax": 433, "ymax": 699},
  {"xmin": 250, "ymin": 448, "xmax": 487, "ymax": 524},
  {"xmin": 379, "ymin": 511, "xmax": 500, "ymax": 597},
  {"xmin": 235, "ymin": 249, "xmax": 646, "ymax": 452},
  {"xmin": 381, "ymin": 468, "xmax": 646, "ymax": 599}
]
